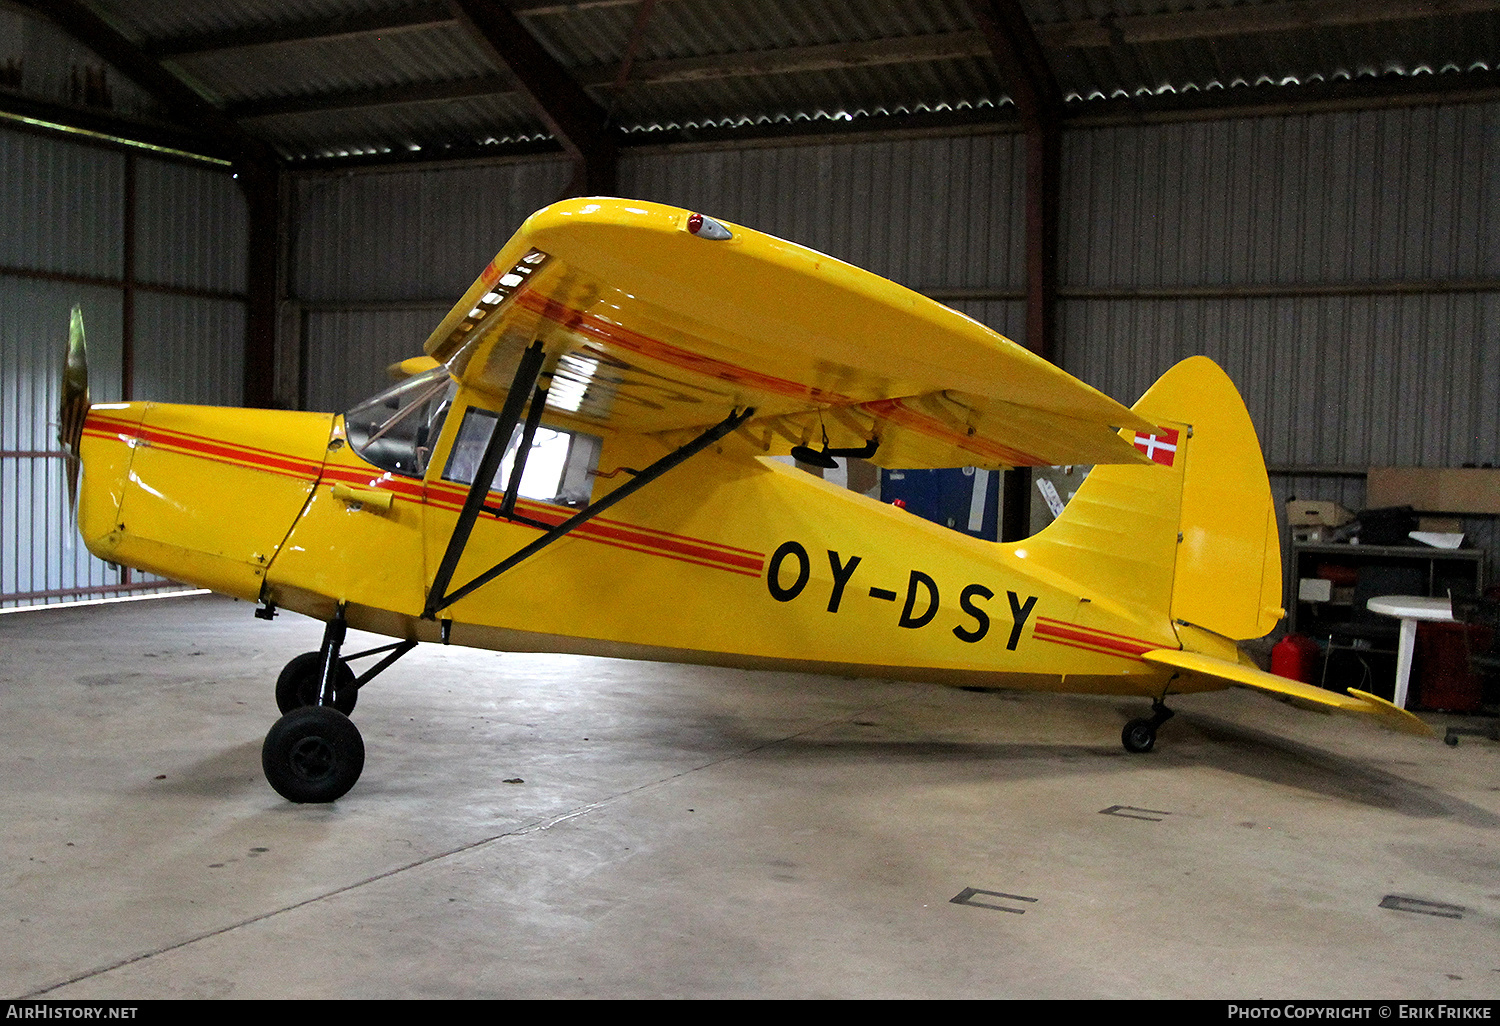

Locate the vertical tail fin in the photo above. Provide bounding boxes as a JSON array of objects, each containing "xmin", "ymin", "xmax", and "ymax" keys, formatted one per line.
[{"xmin": 1026, "ymin": 357, "xmax": 1283, "ymax": 641}]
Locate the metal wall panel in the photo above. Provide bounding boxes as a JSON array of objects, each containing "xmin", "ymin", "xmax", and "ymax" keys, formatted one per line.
[
  {"xmin": 302, "ymin": 307, "xmax": 447, "ymax": 415},
  {"xmin": 135, "ymin": 157, "xmax": 248, "ymax": 293},
  {"xmin": 1061, "ymin": 104, "xmax": 1500, "ymax": 287},
  {"xmin": 292, "ymin": 159, "xmax": 573, "ymax": 303},
  {"xmin": 619, "ymin": 132, "xmax": 1026, "ymax": 294},
  {"xmin": 1059, "ymin": 293, "xmax": 1500, "ymax": 470},
  {"xmin": 1058, "ymin": 101, "xmax": 1500, "ymax": 574},
  {"xmin": 0, "ymin": 280, "xmax": 126, "ymax": 608},
  {"xmin": 0, "ymin": 124, "xmax": 245, "ymax": 607},
  {"xmin": 132, "ymin": 294, "xmax": 246, "ymax": 406},
  {"xmin": 0, "ymin": 129, "xmax": 124, "ymax": 278}
]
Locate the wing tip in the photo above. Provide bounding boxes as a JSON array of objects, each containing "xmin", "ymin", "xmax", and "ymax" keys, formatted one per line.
[{"xmin": 1346, "ymin": 689, "xmax": 1437, "ymax": 738}]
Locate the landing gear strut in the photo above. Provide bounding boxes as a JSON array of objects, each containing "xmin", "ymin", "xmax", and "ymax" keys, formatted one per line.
[
  {"xmin": 260, "ymin": 608, "xmax": 416, "ymax": 803},
  {"xmin": 276, "ymin": 651, "xmax": 357, "ymax": 715},
  {"xmin": 1122, "ymin": 698, "xmax": 1175, "ymax": 754}
]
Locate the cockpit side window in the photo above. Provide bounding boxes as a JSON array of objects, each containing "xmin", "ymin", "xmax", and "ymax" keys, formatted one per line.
[
  {"xmin": 442, "ymin": 406, "xmax": 601, "ymax": 508},
  {"xmin": 345, "ymin": 367, "xmax": 457, "ymax": 477}
]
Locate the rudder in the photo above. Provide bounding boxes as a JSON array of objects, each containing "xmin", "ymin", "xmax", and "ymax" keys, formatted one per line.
[
  {"xmin": 1025, "ymin": 357, "xmax": 1282, "ymax": 642},
  {"xmin": 1133, "ymin": 356, "xmax": 1283, "ymax": 640}
]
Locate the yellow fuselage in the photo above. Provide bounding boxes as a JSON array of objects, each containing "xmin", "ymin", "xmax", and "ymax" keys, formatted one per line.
[{"xmin": 78, "ymin": 394, "xmax": 1221, "ymax": 700}]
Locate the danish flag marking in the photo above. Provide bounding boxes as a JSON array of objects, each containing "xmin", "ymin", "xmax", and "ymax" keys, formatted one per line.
[{"xmin": 1134, "ymin": 427, "xmax": 1179, "ymax": 466}]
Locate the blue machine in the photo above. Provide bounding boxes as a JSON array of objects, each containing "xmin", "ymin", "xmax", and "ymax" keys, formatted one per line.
[{"xmin": 880, "ymin": 467, "xmax": 1000, "ymax": 541}]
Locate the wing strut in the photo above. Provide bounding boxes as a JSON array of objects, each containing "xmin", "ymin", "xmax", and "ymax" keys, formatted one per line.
[
  {"xmin": 497, "ymin": 369, "xmax": 550, "ymax": 525},
  {"xmin": 423, "ymin": 397, "xmax": 756, "ymax": 619},
  {"xmin": 424, "ymin": 340, "xmax": 548, "ymax": 618}
]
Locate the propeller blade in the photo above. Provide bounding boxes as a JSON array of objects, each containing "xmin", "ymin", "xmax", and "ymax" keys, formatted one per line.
[{"xmin": 58, "ymin": 305, "xmax": 90, "ymax": 508}]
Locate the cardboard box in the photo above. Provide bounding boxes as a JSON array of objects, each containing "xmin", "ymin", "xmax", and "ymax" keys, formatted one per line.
[
  {"xmin": 1367, "ymin": 468, "xmax": 1500, "ymax": 515},
  {"xmin": 1287, "ymin": 500, "xmax": 1354, "ymax": 527}
]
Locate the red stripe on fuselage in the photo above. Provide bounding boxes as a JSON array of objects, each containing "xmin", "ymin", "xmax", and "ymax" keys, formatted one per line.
[
  {"xmin": 87, "ymin": 409, "xmax": 766, "ymax": 579},
  {"xmin": 420, "ymin": 479, "xmax": 765, "ymax": 574},
  {"xmin": 84, "ymin": 413, "xmax": 323, "ymax": 480},
  {"xmin": 1032, "ymin": 617, "xmax": 1153, "ymax": 661}
]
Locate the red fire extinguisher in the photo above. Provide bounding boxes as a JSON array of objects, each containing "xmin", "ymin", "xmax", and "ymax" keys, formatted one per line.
[{"xmin": 1271, "ymin": 633, "xmax": 1320, "ymax": 683}]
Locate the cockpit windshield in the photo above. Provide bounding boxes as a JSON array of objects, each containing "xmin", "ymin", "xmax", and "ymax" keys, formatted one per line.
[{"xmin": 345, "ymin": 367, "xmax": 456, "ymax": 477}]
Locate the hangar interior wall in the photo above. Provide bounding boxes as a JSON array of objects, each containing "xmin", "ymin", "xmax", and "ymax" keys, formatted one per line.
[
  {"xmin": 1055, "ymin": 104, "xmax": 1500, "ymax": 579},
  {"xmin": 0, "ymin": 125, "xmax": 247, "ymax": 608},
  {"xmin": 290, "ymin": 158, "xmax": 574, "ymax": 413},
  {"xmin": 289, "ymin": 103, "xmax": 1497, "ymax": 583},
  {"xmin": 10, "ymin": 97, "xmax": 1491, "ymax": 610}
]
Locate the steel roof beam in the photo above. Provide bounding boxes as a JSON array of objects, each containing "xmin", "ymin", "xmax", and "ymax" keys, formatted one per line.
[
  {"xmin": 146, "ymin": 1, "xmax": 455, "ymax": 60},
  {"xmin": 124, "ymin": 0, "xmax": 1500, "ymax": 68},
  {"xmin": 967, "ymin": 0, "xmax": 1061, "ymax": 127},
  {"xmin": 0, "ymin": 91, "xmax": 237, "ymax": 162},
  {"xmin": 593, "ymin": 31, "xmax": 993, "ymax": 86},
  {"xmin": 966, "ymin": 0, "xmax": 1059, "ymax": 541},
  {"xmin": 1044, "ymin": 0, "xmax": 1500, "ymax": 49},
  {"xmin": 447, "ymin": 0, "xmax": 616, "ymax": 195},
  {"xmin": 141, "ymin": 0, "xmax": 688, "ymax": 60},
  {"xmin": 13, "ymin": 1, "xmax": 233, "ymax": 142},
  {"xmin": 226, "ymin": 76, "xmax": 514, "ymax": 121},
  {"xmin": 10, "ymin": 0, "xmax": 274, "ymax": 164},
  {"xmin": 221, "ymin": 31, "xmax": 1006, "ymax": 121}
]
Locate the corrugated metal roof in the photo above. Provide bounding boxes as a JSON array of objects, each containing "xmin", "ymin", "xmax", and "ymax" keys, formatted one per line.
[
  {"xmin": 608, "ymin": 58, "xmax": 1009, "ymax": 133},
  {"xmin": 89, "ymin": 0, "xmax": 410, "ymax": 40},
  {"xmin": 250, "ymin": 92, "xmax": 546, "ymax": 160},
  {"xmin": 1036, "ymin": 2, "xmax": 1500, "ymax": 103},
  {"xmin": 167, "ymin": 22, "xmax": 499, "ymax": 106},
  {"xmin": 522, "ymin": 0, "xmax": 979, "ymax": 65},
  {"xmin": 5, "ymin": 1, "xmax": 1498, "ymax": 163}
]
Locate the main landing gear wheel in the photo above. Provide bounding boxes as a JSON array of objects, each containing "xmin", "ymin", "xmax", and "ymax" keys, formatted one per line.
[
  {"xmin": 276, "ymin": 651, "xmax": 357, "ymax": 715},
  {"xmin": 262, "ymin": 706, "xmax": 365, "ymax": 803}
]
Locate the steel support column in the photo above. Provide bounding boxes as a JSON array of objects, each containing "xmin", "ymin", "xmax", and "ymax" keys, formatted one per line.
[
  {"xmin": 448, "ymin": 0, "xmax": 617, "ymax": 196},
  {"xmin": 969, "ymin": 1, "xmax": 1063, "ymax": 541},
  {"xmin": 242, "ymin": 160, "xmax": 281, "ymax": 408}
]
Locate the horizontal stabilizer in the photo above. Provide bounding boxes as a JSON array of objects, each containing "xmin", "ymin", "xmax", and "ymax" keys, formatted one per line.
[{"xmin": 1143, "ymin": 648, "xmax": 1433, "ymax": 738}]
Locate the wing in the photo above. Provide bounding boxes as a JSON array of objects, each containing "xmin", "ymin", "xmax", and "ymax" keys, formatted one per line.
[
  {"xmin": 424, "ymin": 198, "xmax": 1157, "ymax": 469},
  {"xmin": 1142, "ymin": 648, "xmax": 1433, "ymax": 737}
]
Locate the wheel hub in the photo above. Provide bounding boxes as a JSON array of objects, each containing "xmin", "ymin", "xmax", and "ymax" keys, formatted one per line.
[{"xmin": 288, "ymin": 735, "xmax": 337, "ymax": 781}]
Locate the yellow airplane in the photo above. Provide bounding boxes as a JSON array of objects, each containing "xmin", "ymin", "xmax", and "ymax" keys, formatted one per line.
[{"xmin": 59, "ymin": 197, "xmax": 1430, "ymax": 803}]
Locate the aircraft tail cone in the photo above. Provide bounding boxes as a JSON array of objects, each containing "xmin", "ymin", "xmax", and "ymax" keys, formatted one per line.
[{"xmin": 58, "ymin": 305, "xmax": 90, "ymax": 512}]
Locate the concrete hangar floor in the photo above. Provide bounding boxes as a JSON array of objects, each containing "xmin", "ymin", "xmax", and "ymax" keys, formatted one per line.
[{"xmin": 2, "ymin": 593, "xmax": 1497, "ymax": 1000}]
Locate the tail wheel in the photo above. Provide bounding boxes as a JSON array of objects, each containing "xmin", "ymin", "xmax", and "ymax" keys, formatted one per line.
[
  {"xmin": 262, "ymin": 706, "xmax": 365, "ymax": 803},
  {"xmin": 1122, "ymin": 718, "xmax": 1157, "ymax": 754},
  {"xmin": 276, "ymin": 651, "xmax": 357, "ymax": 715}
]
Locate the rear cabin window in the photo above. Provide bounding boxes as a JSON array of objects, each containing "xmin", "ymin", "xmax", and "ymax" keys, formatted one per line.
[{"xmin": 442, "ymin": 407, "xmax": 602, "ymax": 508}]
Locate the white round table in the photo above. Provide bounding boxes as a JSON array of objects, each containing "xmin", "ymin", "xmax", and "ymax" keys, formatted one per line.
[{"xmin": 1366, "ymin": 595, "xmax": 1454, "ymax": 709}]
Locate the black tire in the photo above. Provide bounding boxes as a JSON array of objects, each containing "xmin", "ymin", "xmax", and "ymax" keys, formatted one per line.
[
  {"xmin": 262, "ymin": 706, "xmax": 365, "ymax": 803},
  {"xmin": 1122, "ymin": 718, "xmax": 1157, "ymax": 754},
  {"xmin": 276, "ymin": 651, "xmax": 357, "ymax": 715}
]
